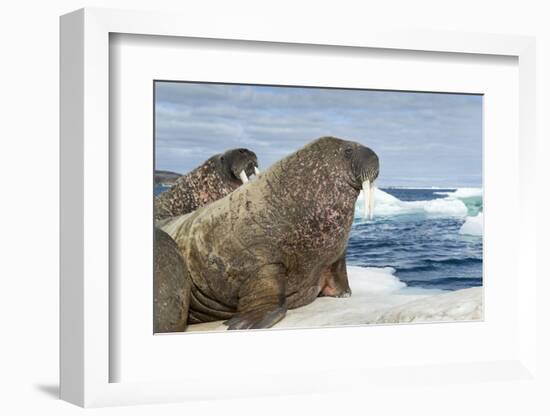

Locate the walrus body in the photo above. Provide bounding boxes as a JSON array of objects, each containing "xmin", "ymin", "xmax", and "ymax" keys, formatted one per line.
[
  {"xmin": 155, "ymin": 148, "xmax": 259, "ymax": 220},
  {"xmin": 160, "ymin": 137, "xmax": 379, "ymax": 330},
  {"xmin": 154, "ymin": 228, "xmax": 191, "ymax": 332}
]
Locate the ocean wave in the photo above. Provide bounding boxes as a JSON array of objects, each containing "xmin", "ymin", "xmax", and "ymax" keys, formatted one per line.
[
  {"xmin": 396, "ymin": 256, "xmax": 482, "ymax": 272},
  {"xmin": 402, "ymin": 277, "xmax": 482, "ymax": 291}
]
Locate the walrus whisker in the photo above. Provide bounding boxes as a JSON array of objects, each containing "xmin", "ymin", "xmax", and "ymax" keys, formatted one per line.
[{"xmin": 239, "ymin": 170, "xmax": 249, "ymax": 183}]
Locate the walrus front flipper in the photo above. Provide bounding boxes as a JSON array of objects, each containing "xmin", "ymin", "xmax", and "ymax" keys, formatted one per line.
[
  {"xmin": 224, "ymin": 264, "xmax": 288, "ymax": 330},
  {"xmin": 319, "ymin": 253, "xmax": 352, "ymax": 298},
  {"xmin": 154, "ymin": 228, "xmax": 191, "ymax": 333}
]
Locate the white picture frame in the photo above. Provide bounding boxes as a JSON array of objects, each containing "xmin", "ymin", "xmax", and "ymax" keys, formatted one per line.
[{"xmin": 60, "ymin": 7, "xmax": 538, "ymax": 407}]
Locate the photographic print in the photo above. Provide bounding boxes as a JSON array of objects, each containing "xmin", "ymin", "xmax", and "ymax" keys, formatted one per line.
[{"xmin": 153, "ymin": 81, "xmax": 483, "ymax": 333}]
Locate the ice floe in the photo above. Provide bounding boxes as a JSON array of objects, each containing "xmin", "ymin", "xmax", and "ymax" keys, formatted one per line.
[
  {"xmin": 373, "ymin": 287, "xmax": 482, "ymax": 323},
  {"xmin": 356, "ymin": 188, "xmax": 468, "ymax": 218},
  {"xmin": 459, "ymin": 212, "xmax": 484, "ymax": 236}
]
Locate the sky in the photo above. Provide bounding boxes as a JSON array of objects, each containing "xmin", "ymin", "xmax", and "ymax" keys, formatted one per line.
[{"xmin": 155, "ymin": 82, "xmax": 482, "ymax": 188}]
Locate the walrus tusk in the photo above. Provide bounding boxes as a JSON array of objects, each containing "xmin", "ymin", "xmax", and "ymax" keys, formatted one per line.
[
  {"xmin": 362, "ymin": 179, "xmax": 375, "ymax": 220},
  {"xmin": 368, "ymin": 180, "xmax": 375, "ymax": 220},
  {"xmin": 362, "ymin": 180, "xmax": 369, "ymax": 219},
  {"xmin": 239, "ymin": 170, "xmax": 249, "ymax": 184},
  {"xmin": 254, "ymin": 166, "xmax": 261, "ymax": 177}
]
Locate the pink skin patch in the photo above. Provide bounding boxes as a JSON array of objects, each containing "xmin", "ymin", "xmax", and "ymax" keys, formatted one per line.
[
  {"xmin": 321, "ymin": 284, "xmax": 342, "ymax": 297},
  {"xmin": 318, "ymin": 266, "xmax": 349, "ymax": 297}
]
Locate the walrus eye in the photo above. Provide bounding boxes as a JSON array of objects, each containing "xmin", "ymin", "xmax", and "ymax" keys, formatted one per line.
[
  {"xmin": 220, "ymin": 156, "xmax": 225, "ymax": 161},
  {"xmin": 344, "ymin": 148, "xmax": 353, "ymax": 158}
]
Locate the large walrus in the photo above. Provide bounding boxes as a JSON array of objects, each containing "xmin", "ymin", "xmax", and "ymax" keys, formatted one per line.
[
  {"xmin": 158, "ymin": 137, "xmax": 379, "ymax": 331},
  {"xmin": 155, "ymin": 148, "xmax": 259, "ymax": 220}
]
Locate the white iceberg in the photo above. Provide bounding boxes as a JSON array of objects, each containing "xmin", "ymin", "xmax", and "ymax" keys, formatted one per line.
[
  {"xmin": 356, "ymin": 188, "xmax": 468, "ymax": 218},
  {"xmin": 459, "ymin": 212, "xmax": 484, "ymax": 236}
]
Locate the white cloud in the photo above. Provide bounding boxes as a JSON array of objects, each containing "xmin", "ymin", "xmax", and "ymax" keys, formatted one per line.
[{"xmin": 155, "ymin": 82, "xmax": 482, "ymax": 187}]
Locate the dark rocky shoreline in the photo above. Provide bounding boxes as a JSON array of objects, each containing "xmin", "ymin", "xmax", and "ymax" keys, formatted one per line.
[{"xmin": 154, "ymin": 170, "xmax": 181, "ymax": 185}]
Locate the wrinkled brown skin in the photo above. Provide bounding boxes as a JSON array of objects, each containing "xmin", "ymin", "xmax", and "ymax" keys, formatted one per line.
[
  {"xmin": 154, "ymin": 228, "xmax": 191, "ymax": 332},
  {"xmin": 154, "ymin": 149, "xmax": 257, "ymax": 332},
  {"xmin": 155, "ymin": 149, "xmax": 258, "ymax": 221},
  {"xmin": 161, "ymin": 137, "xmax": 379, "ymax": 331}
]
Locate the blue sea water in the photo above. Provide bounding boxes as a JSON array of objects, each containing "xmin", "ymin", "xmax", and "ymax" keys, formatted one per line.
[
  {"xmin": 154, "ymin": 186, "xmax": 483, "ymax": 292},
  {"xmin": 349, "ymin": 188, "xmax": 483, "ymax": 291},
  {"xmin": 155, "ymin": 185, "xmax": 171, "ymax": 196}
]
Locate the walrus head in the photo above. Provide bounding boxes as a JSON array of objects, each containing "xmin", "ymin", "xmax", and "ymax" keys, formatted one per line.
[
  {"xmin": 309, "ymin": 137, "xmax": 379, "ymax": 220},
  {"xmin": 220, "ymin": 148, "xmax": 260, "ymax": 184}
]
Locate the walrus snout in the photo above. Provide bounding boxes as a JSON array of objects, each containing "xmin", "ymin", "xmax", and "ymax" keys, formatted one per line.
[
  {"xmin": 238, "ymin": 161, "xmax": 260, "ymax": 183},
  {"xmin": 352, "ymin": 146, "xmax": 379, "ymax": 183},
  {"xmin": 221, "ymin": 148, "xmax": 259, "ymax": 183},
  {"xmin": 244, "ymin": 160, "xmax": 259, "ymax": 177}
]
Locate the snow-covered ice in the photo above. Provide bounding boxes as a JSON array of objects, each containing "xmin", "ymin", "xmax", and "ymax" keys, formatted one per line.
[
  {"xmin": 374, "ymin": 287, "xmax": 482, "ymax": 323},
  {"xmin": 186, "ymin": 266, "xmax": 482, "ymax": 332},
  {"xmin": 355, "ymin": 188, "xmax": 469, "ymax": 218},
  {"xmin": 459, "ymin": 212, "xmax": 484, "ymax": 236}
]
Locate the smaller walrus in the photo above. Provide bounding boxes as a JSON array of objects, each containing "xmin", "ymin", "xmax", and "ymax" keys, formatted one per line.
[
  {"xmin": 159, "ymin": 136, "xmax": 380, "ymax": 331},
  {"xmin": 155, "ymin": 148, "xmax": 260, "ymax": 220}
]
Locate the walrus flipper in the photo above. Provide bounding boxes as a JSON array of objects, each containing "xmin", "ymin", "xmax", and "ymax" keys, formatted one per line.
[
  {"xmin": 224, "ymin": 264, "xmax": 288, "ymax": 330},
  {"xmin": 319, "ymin": 253, "xmax": 352, "ymax": 298},
  {"xmin": 154, "ymin": 228, "xmax": 191, "ymax": 333},
  {"xmin": 224, "ymin": 306, "xmax": 288, "ymax": 330}
]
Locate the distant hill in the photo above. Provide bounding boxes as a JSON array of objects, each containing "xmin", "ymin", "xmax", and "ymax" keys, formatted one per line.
[{"xmin": 154, "ymin": 170, "xmax": 182, "ymax": 185}]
